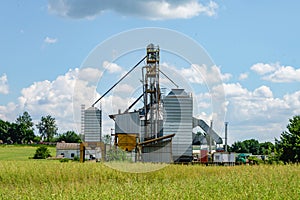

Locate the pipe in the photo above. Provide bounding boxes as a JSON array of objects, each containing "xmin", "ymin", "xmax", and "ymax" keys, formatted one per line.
[
  {"xmin": 192, "ymin": 118, "xmax": 223, "ymax": 144},
  {"xmin": 92, "ymin": 55, "xmax": 147, "ymax": 107}
]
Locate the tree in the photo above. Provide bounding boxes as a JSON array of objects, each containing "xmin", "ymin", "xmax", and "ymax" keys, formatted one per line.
[
  {"xmin": 0, "ymin": 112, "xmax": 35, "ymax": 144},
  {"xmin": 56, "ymin": 131, "xmax": 81, "ymax": 143},
  {"xmin": 231, "ymin": 139, "xmax": 260, "ymax": 154},
  {"xmin": 16, "ymin": 111, "xmax": 34, "ymax": 128},
  {"xmin": 231, "ymin": 141, "xmax": 248, "ymax": 153},
  {"xmin": 36, "ymin": 115, "xmax": 58, "ymax": 142},
  {"xmin": 244, "ymin": 139, "xmax": 260, "ymax": 155},
  {"xmin": 259, "ymin": 142, "xmax": 274, "ymax": 155},
  {"xmin": 33, "ymin": 146, "xmax": 51, "ymax": 159},
  {"xmin": 8, "ymin": 123, "xmax": 22, "ymax": 144},
  {"xmin": 15, "ymin": 111, "xmax": 35, "ymax": 143},
  {"xmin": 0, "ymin": 119, "xmax": 10, "ymax": 143},
  {"xmin": 276, "ymin": 115, "xmax": 300, "ymax": 163}
]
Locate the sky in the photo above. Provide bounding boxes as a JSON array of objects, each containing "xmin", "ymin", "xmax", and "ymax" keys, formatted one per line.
[{"xmin": 0, "ymin": 0, "xmax": 300, "ymax": 145}]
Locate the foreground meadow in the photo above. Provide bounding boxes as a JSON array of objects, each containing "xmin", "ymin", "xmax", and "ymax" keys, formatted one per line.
[{"xmin": 0, "ymin": 160, "xmax": 299, "ymax": 200}]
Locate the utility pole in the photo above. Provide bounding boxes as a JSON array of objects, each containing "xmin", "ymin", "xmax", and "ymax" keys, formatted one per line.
[
  {"xmin": 209, "ymin": 120, "xmax": 213, "ymax": 156},
  {"xmin": 225, "ymin": 122, "xmax": 228, "ymax": 152}
]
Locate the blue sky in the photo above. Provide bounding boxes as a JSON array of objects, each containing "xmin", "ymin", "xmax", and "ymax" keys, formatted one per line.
[{"xmin": 0, "ymin": 0, "xmax": 299, "ymax": 144}]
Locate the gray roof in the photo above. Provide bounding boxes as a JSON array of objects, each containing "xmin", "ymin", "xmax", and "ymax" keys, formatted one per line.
[{"xmin": 56, "ymin": 143, "xmax": 80, "ymax": 150}]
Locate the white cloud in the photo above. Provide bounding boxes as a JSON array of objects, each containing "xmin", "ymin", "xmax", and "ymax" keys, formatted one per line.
[
  {"xmin": 179, "ymin": 64, "xmax": 231, "ymax": 85},
  {"xmin": 250, "ymin": 63, "xmax": 277, "ymax": 75},
  {"xmin": 48, "ymin": 0, "xmax": 218, "ymax": 20},
  {"xmin": 0, "ymin": 74, "xmax": 9, "ymax": 94},
  {"xmin": 44, "ymin": 36, "xmax": 57, "ymax": 44},
  {"xmin": 114, "ymin": 83, "xmax": 135, "ymax": 94},
  {"xmin": 0, "ymin": 67, "xmax": 141, "ymax": 135},
  {"xmin": 238, "ymin": 73, "xmax": 248, "ymax": 80},
  {"xmin": 77, "ymin": 67, "xmax": 103, "ymax": 82},
  {"xmin": 253, "ymin": 85, "xmax": 273, "ymax": 98},
  {"xmin": 212, "ymin": 82, "xmax": 293, "ymax": 143},
  {"xmin": 283, "ymin": 91, "xmax": 300, "ymax": 115},
  {"xmin": 262, "ymin": 65, "xmax": 300, "ymax": 83},
  {"xmin": 214, "ymin": 83, "xmax": 247, "ymax": 98},
  {"xmin": 0, "ymin": 68, "xmax": 99, "ymax": 133},
  {"xmin": 146, "ymin": 0, "xmax": 218, "ymax": 20},
  {"xmin": 251, "ymin": 62, "xmax": 300, "ymax": 83},
  {"xmin": 103, "ymin": 61, "xmax": 122, "ymax": 74}
]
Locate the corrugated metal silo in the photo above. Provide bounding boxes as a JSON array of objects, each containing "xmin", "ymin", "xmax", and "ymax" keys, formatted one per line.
[
  {"xmin": 163, "ymin": 89, "xmax": 193, "ymax": 162},
  {"xmin": 84, "ymin": 107, "xmax": 102, "ymax": 142}
]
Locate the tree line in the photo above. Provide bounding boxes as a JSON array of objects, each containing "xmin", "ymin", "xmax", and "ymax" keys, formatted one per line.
[
  {"xmin": 229, "ymin": 139, "xmax": 274, "ymax": 155},
  {"xmin": 0, "ymin": 111, "xmax": 81, "ymax": 144},
  {"xmin": 227, "ymin": 115, "xmax": 300, "ymax": 163},
  {"xmin": 0, "ymin": 111, "xmax": 299, "ymax": 163}
]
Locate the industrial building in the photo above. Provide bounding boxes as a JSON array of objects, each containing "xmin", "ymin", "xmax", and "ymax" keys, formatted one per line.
[
  {"xmin": 82, "ymin": 44, "xmax": 224, "ymax": 163},
  {"xmin": 80, "ymin": 105, "xmax": 103, "ymax": 161},
  {"xmin": 83, "ymin": 106, "xmax": 102, "ymax": 142}
]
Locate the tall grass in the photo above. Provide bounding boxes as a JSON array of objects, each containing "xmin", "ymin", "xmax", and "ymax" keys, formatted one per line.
[{"xmin": 0, "ymin": 161, "xmax": 299, "ymax": 199}]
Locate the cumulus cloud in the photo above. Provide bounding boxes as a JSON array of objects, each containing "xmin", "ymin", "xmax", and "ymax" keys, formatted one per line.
[
  {"xmin": 211, "ymin": 82, "xmax": 293, "ymax": 143},
  {"xmin": 179, "ymin": 64, "xmax": 232, "ymax": 85},
  {"xmin": 216, "ymin": 83, "xmax": 248, "ymax": 97},
  {"xmin": 114, "ymin": 83, "xmax": 135, "ymax": 94},
  {"xmin": 102, "ymin": 61, "xmax": 123, "ymax": 74},
  {"xmin": 262, "ymin": 65, "xmax": 300, "ymax": 83},
  {"xmin": 238, "ymin": 72, "xmax": 248, "ymax": 80},
  {"xmin": 44, "ymin": 36, "xmax": 58, "ymax": 44},
  {"xmin": 283, "ymin": 91, "xmax": 300, "ymax": 115},
  {"xmin": 77, "ymin": 67, "xmax": 103, "ymax": 82},
  {"xmin": 251, "ymin": 62, "xmax": 300, "ymax": 83},
  {"xmin": 0, "ymin": 68, "xmax": 103, "ymax": 133},
  {"xmin": 250, "ymin": 63, "xmax": 277, "ymax": 75},
  {"xmin": 0, "ymin": 74, "xmax": 9, "ymax": 94},
  {"xmin": 47, "ymin": 0, "xmax": 218, "ymax": 20},
  {"xmin": 253, "ymin": 85, "xmax": 273, "ymax": 98},
  {"xmin": 0, "ymin": 67, "xmax": 139, "ymax": 135}
]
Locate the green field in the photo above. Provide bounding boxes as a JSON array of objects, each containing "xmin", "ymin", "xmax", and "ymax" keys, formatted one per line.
[
  {"xmin": 0, "ymin": 146, "xmax": 299, "ymax": 199},
  {"xmin": 0, "ymin": 145, "xmax": 56, "ymax": 161}
]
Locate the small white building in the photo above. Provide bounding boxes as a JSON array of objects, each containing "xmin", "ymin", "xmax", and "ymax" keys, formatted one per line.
[
  {"xmin": 56, "ymin": 143, "xmax": 80, "ymax": 159},
  {"xmin": 213, "ymin": 152, "xmax": 235, "ymax": 164}
]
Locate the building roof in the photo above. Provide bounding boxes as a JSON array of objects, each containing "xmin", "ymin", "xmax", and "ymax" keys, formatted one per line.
[
  {"xmin": 86, "ymin": 106, "xmax": 101, "ymax": 111},
  {"xmin": 56, "ymin": 142, "xmax": 80, "ymax": 150}
]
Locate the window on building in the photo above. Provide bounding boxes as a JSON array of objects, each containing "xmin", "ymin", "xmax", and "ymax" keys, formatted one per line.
[
  {"xmin": 71, "ymin": 153, "xmax": 75, "ymax": 158},
  {"xmin": 60, "ymin": 153, "xmax": 64, "ymax": 157}
]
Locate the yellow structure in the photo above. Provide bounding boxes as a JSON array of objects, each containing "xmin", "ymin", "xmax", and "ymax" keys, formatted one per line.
[{"xmin": 116, "ymin": 134, "xmax": 138, "ymax": 152}]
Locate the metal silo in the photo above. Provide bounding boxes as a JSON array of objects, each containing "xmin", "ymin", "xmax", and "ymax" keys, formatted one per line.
[
  {"xmin": 84, "ymin": 107, "xmax": 102, "ymax": 142},
  {"xmin": 163, "ymin": 89, "xmax": 193, "ymax": 162}
]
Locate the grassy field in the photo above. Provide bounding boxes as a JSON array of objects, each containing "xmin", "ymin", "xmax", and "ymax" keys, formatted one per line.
[
  {"xmin": 0, "ymin": 145, "xmax": 56, "ymax": 161},
  {"xmin": 0, "ymin": 146, "xmax": 299, "ymax": 199}
]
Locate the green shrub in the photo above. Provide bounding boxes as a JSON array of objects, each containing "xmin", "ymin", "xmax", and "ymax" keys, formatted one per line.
[
  {"xmin": 248, "ymin": 156, "xmax": 260, "ymax": 165},
  {"xmin": 33, "ymin": 146, "xmax": 51, "ymax": 159},
  {"xmin": 60, "ymin": 158, "xmax": 70, "ymax": 163},
  {"xmin": 73, "ymin": 156, "xmax": 80, "ymax": 162}
]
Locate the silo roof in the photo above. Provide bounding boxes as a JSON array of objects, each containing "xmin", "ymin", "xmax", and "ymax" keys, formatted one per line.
[{"xmin": 167, "ymin": 89, "xmax": 188, "ymax": 96}]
